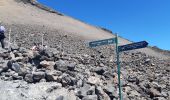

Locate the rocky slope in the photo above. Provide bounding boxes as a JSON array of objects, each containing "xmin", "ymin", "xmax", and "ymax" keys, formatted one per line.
[
  {"xmin": 0, "ymin": 44, "xmax": 169, "ymax": 100},
  {"xmin": 0, "ymin": 0, "xmax": 170, "ymax": 100}
]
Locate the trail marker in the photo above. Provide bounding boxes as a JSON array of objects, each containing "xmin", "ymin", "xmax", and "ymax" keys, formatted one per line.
[
  {"xmin": 42, "ymin": 34, "xmax": 44, "ymax": 47},
  {"xmin": 115, "ymin": 34, "xmax": 122, "ymax": 100},
  {"xmin": 118, "ymin": 41, "xmax": 148, "ymax": 52},
  {"xmin": 8, "ymin": 28, "xmax": 11, "ymax": 49},
  {"xmin": 89, "ymin": 34, "xmax": 148, "ymax": 100},
  {"xmin": 89, "ymin": 38, "xmax": 116, "ymax": 47}
]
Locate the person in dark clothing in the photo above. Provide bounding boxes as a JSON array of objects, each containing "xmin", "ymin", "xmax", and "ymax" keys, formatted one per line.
[{"xmin": 0, "ymin": 23, "xmax": 6, "ymax": 49}]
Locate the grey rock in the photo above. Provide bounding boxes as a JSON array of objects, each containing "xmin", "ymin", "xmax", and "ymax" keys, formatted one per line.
[
  {"xmin": 39, "ymin": 78, "xmax": 46, "ymax": 82},
  {"xmin": 87, "ymin": 76, "xmax": 101, "ymax": 85},
  {"xmin": 12, "ymin": 73, "xmax": 23, "ymax": 80},
  {"xmin": 0, "ymin": 48, "xmax": 8, "ymax": 53},
  {"xmin": 103, "ymin": 85, "xmax": 115, "ymax": 94},
  {"xmin": 46, "ymin": 70, "xmax": 60, "ymax": 81},
  {"xmin": 46, "ymin": 83, "xmax": 62, "ymax": 93},
  {"xmin": 55, "ymin": 96, "xmax": 64, "ymax": 100},
  {"xmin": 40, "ymin": 60, "xmax": 50, "ymax": 68},
  {"xmin": 67, "ymin": 62, "xmax": 76, "ymax": 71},
  {"xmin": 144, "ymin": 58, "xmax": 151, "ymax": 64},
  {"xmin": 77, "ymin": 79, "xmax": 83, "ymax": 88},
  {"xmin": 128, "ymin": 90, "xmax": 141, "ymax": 97},
  {"xmin": 19, "ymin": 47, "xmax": 27, "ymax": 53},
  {"xmin": 10, "ymin": 44, "xmax": 19, "ymax": 51},
  {"xmin": 18, "ymin": 68, "xmax": 28, "ymax": 77},
  {"xmin": 12, "ymin": 57, "xmax": 24, "ymax": 62},
  {"xmin": 10, "ymin": 52, "xmax": 15, "ymax": 59},
  {"xmin": 31, "ymin": 52, "xmax": 41, "ymax": 66},
  {"xmin": 0, "ymin": 52, "xmax": 10, "ymax": 59},
  {"xmin": 127, "ymin": 75, "xmax": 139, "ymax": 84},
  {"xmin": 149, "ymin": 88, "xmax": 162, "ymax": 97},
  {"xmin": 86, "ymin": 86, "xmax": 95, "ymax": 95},
  {"xmin": 0, "ymin": 61, "xmax": 9, "ymax": 73},
  {"xmin": 33, "ymin": 72, "xmax": 46, "ymax": 82},
  {"xmin": 12, "ymin": 62, "xmax": 21, "ymax": 73},
  {"xmin": 24, "ymin": 74, "xmax": 33, "ymax": 83},
  {"xmin": 96, "ymin": 86, "xmax": 110, "ymax": 100},
  {"xmin": 61, "ymin": 74, "xmax": 72, "ymax": 87},
  {"xmin": 94, "ymin": 67, "xmax": 105, "ymax": 75},
  {"xmin": 39, "ymin": 48, "xmax": 54, "ymax": 58},
  {"xmin": 103, "ymin": 71, "xmax": 114, "ymax": 80},
  {"xmin": 154, "ymin": 97, "xmax": 167, "ymax": 100},
  {"xmin": 7, "ymin": 60, "xmax": 14, "ymax": 68},
  {"xmin": 82, "ymin": 95, "xmax": 98, "ymax": 100},
  {"xmin": 54, "ymin": 60, "xmax": 68, "ymax": 72},
  {"xmin": 75, "ymin": 83, "xmax": 92, "ymax": 98}
]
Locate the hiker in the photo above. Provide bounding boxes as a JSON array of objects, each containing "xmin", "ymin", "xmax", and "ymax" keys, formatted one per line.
[{"xmin": 0, "ymin": 22, "xmax": 6, "ymax": 48}]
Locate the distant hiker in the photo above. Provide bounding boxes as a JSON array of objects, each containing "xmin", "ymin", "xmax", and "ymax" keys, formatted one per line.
[{"xmin": 0, "ymin": 22, "xmax": 6, "ymax": 48}]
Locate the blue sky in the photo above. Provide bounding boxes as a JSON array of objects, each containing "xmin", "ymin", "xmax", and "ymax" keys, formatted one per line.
[{"xmin": 38, "ymin": 0, "xmax": 170, "ymax": 50}]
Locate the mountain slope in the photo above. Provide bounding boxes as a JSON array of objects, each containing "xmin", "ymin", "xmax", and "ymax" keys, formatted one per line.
[
  {"xmin": 0, "ymin": 0, "xmax": 114, "ymax": 40},
  {"xmin": 0, "ymin": 1, "xmax": 169, "ymax": 100},
  {"xmin": 0, "ymin": 0, "xmax": 169, "ymax": 59}
]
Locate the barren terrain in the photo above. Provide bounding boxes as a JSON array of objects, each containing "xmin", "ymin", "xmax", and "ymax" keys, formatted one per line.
[{"xmin": 0, "ymin": 0, "xmax": 169, "ymax": 100}]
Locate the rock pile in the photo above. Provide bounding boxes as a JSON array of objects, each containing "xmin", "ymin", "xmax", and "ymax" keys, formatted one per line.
[{"xmin": 0, "ymin": 45, "xmax": 169, "ymax": 100}]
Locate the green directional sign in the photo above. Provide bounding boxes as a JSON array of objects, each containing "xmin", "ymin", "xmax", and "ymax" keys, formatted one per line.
[
  {"xmin": 89, "ymin": 38, "xmax": 116, "ymax": 47},
  {"xmin": 118, "ymin": 41, "xmax": 148, "ymax": 52}
]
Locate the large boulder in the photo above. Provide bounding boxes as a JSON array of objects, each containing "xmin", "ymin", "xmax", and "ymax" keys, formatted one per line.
[
  {"xmin": 103, "ymin": 84, "xmax": 117, "ymax": 99},
  {"xmin": 55, "ymin": 96, "xmax": 64, "ymax": 100},
  {"xmin": 12, "ymin": 57, "xmax": 24, "ymax": 62},
  {"xmin": 67, "ymin": 62, "xmax": 76, "ymax": 71},
  {"xmin": 31, "ymin": 51, "xmax": 41, "ymax": 65},
  {"xmin": 86, "ymin": 86, "xmax": 95, "ymax": 95},
  {"xmin": 149, "ymin": 88, "xmax": 163, "ymax": 97},
  {"xmin": 9, "ymin": 52, "xmax": 15, "ymax": 59},
  {"xmin": 75, "ymin": 83, "xmax": 94, "ymax": 98},
  {"xmin": 87, "ymin": 76, "xmax": 101, "ymax": 85},
  {"xmin": 9, "ymin": 44, "xmax": 19, "ymax": 51},
  {"xmin": 60, "ymin": 74, "xmax": 74, "ymax": 87},
  {"xmin": 33, "ymin": 72, "xmax": 46, "ymax": 82},
  {"xmin": 45, "ymin": 70, "xmax": 62, "ymax": 82},
  {"xmin": 82, "ymin": 95, "xmax": 98, "ymax": 100},
  {"xmin": 18, "ymin": 68, "xmax": 28, "ymax": 77},
  {"xmin": 0, "ymin": 52, "xmax": 10, "ymax": 59},
  {"xmin": 93, "ymin": 67, "xmax": 105, "ymax": 75},
  {"xmin": 96, "ymin": 86, "xmax": 110, "ymax": 100},
  {"xmin": 12, "ymin": 73, "xmax": 23, "ymax": 80},
  {"xmin": 127, "ymin": 75, "xmax": 139, "ymax": 84},
  {"xmin": 0, "ymin": 61, "xmax": 9, "ymax": 73},
  {"xmin": 54, "ymin": 60, "xmax": 68, "ymax": 72},
  {"xmin": 24, "ymin": 74, "xmax": 34, "ymax": 83},
  {"xmin": 77, "ymin": 79, "xmax": 83, "ymax": 88},
  {"xmin": 11, "ymin": 62, "xmax": 21, "ymax": 73},
  {"xmin": 19, "ymin": 47, "xmax": 28, "ymax": 53},
  {"xmin": 40, "ymin": 60, "xmax": 50, "ymax": 68}
]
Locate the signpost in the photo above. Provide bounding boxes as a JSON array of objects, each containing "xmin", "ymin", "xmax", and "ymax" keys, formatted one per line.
[
  {"xmin": 89, "ymin": 34, "xmax": 148, "ymax": 100},
  {"xmin": 115, "ymin": 34, "xmax": 122, "ymax": 100},
  {"xmin": 8, "ymin": 28, "xmax": 11, "ymax": 50},
  {"xmin": 42, "ymin": 33, "xmax": 44, "ymax": 48},
  {"xmin": 89, "ymin": 38, "xmax": 116, "ymax": 47}
]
